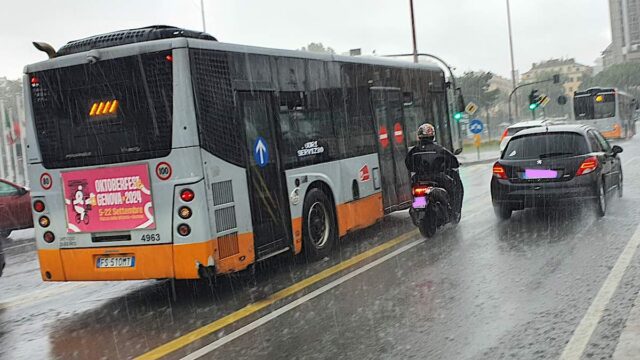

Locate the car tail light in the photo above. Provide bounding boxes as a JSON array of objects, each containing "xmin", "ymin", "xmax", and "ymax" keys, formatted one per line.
[
  {"xmin": 178, "ymin": 206, "xmax": 192, "ymax": 219},
  {"xmin": 43, "ymin": 231, "xmax": 55, "ymax": 243},
  {"xmin": 177, "ymin": 224, "xmax": 191, "ymax": 236},
  {"xmin": 412, "ymin": 186, "xmax": 431, "ymax": 197},
  {"xmin": 577, "ymin": 156, "xmax": 599, "ymax": 176},
  {"xmin": 180, "ymin": 189, "xmax": 194, "ymax": 202},
  {"xmin": 493, "ymin": 163, "xmax": 508, "ymax": 179},
  {"xmin": 33, "ymin": 200, "xmax": 45, "ymax": 212},
  {"xmin": 39, "ymin": 216, "xmax": 50, "ymax": 228},
  {"xmin": 501, "ymin": 128, "xmax": 509, "ymax": 140}
]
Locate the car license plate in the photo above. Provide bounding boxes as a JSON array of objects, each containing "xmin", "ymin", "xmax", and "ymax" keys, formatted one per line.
[
  {"xmin": 524, "ymin": 169, "xmax": 558, "ymax": 179},
  {"xmin": 96, "ymin": 256, "xmax": 135, "ymax": 268},
  {"xmin": 412, "ymin": 196, "xmax": 428, "ymax": 209}
]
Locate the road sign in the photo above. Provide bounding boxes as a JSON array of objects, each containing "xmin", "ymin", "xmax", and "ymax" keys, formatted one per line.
[
  {"xmin": 474, "ymin": 134, "xmax": 482, "ymax": 147},
  {"xmin": 253, "ymin": 137, "xmax": 269, "ymax": 167},
  {"xmin": 359, "ymin": 165, "xmax": 370, "ymax": 182},
  {"xmin": 379, "ymin": 126, "xmax": 389, "ymax": 148},
  {"xmin": 469, "ymin": 119, "xmax": 484, "ymax": 134},
  {"xmin": 465, "ymin": 102, "xmax": 478, "ymax": 115},
  {"xmin": 540, "ymin": 95, "xmax": 550, "ymax": 107},
  {"xmin": 393, "ymin": 122, "xmax": 404, "ymax": 144}
]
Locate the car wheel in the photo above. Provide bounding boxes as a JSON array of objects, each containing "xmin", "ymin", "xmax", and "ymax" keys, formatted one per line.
[
  {"xmin": 618, "ymin": 171, "xmax": 623, "ymax": 198},
  {"xmin": 596, "ymin": 181, "xmax": 606, "ymax": 217},
  {"xmin": 493, "ymin": 204, "xmax": 512, "ymax": 220},
  {"xmin": 302, "ymin": 188, "xmax": 337, "ymax": 261}
]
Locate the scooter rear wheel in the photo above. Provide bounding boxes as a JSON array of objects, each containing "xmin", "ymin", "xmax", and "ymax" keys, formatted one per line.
[{"xmin": 419, "ymin": 212, "xmax": 437, "ymax": 238}]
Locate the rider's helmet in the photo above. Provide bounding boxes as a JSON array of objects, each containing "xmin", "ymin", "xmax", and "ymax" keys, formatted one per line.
[{"xmin": 417, "ymin": 123, "xmax": 436, "ymax": 142}]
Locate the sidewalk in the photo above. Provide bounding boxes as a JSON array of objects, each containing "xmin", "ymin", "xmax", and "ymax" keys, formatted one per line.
[
  {"xmin": 458, "ymin": 150, "xmax": 500, "ymax": 166},
  {"xmin": 613, "ymin": 291, "xmax": 640, "ymax": 359}
]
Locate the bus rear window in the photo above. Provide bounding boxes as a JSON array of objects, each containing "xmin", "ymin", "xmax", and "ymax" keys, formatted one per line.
[
  {"xmin": 30, "ymin": 51, "xmax": 173, "ymax": 169},
  {"xmin": 594, "ymin": 93, "xmax": 616, "ymax": 119}
]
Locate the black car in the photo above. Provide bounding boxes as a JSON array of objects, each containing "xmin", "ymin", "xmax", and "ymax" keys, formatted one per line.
[{"xmin": 491, "ymin": 125, "xmax": 623, "ymax": 219}]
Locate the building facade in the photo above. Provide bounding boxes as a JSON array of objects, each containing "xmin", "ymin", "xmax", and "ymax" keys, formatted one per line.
[
  {"xmin": 605, "ymin": 0, "xmax": 640, "ymax": 66},
  {"xmin": 520, "ymin": 59, "xmax": 593, "ymax": 96}
]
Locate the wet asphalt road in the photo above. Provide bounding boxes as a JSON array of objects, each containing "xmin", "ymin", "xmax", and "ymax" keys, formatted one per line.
[{"xmin": 2, "ymin": 138, "xmax": 640, "ymax": 360}]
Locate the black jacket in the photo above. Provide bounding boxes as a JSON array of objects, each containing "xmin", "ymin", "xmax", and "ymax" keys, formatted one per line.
[{"xmin": 405, "ymin": 140, "xmax": 460, "ymax": 176}]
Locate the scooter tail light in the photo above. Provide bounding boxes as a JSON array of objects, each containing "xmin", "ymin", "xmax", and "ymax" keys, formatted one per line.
[{"xmin": 412, "ymin": 186, "xmax": 431, "ymax": 197}]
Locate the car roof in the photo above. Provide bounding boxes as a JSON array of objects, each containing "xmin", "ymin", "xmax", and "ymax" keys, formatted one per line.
[{"xmin": 511, "ymin": 124, "xmax": 592, "ymax": 138}]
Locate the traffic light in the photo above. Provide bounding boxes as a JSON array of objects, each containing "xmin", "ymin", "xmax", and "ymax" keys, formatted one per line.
[
  {"xmin": 529, "ymin": 89, "xmax": 540, "ymax": 110},
  {"xmin": 453, "ymin": 112, "xmax": 464, "ymax": 121}
]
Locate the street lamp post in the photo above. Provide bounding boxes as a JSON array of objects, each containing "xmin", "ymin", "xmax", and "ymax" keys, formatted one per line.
[
  {"xmin": 409, "ymin": 0, "xmax": 419, "ymax": 64},
  {"xmin": 506, "ymin": 0, "xmax": 519, "ymax": 120},
  {"xmin": 201, "ymin": 0, "xmax": 207, "ymax": 32}
]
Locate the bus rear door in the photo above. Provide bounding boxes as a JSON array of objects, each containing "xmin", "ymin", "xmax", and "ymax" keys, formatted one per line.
[
  {"xmin": 238, "ymin": 91, "xmax": 292, "ymax": 259},
  {"xmin": 370, "ymin": 87, "xmax": 412, "ymax": 212}
]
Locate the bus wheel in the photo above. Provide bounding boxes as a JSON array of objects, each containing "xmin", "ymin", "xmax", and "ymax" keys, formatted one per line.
[{"xmin": 302, "ymin": 188, "xmax": 337, "ymax": 261}]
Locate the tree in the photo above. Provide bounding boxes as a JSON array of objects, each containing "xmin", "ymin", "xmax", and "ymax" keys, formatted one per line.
[
  {"xmin": 580, "ymin": 63, "xmax": 640, "ymax": 99},
  {"xmin": 458, "ymin": 72, "xmax": 501, "ymax": 138},
  {"xmin": 299, "ymin": 42, "xmax": 336, "ymax": 55}
]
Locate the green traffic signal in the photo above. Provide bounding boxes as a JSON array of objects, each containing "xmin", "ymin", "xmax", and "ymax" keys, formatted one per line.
[
  {"xmin": 529, "ymin": 103, "xmax": 538, "ymax": 110},
  {"xmin": 453, "ymin": 112, "xmax": 464, "ymax": 121}
]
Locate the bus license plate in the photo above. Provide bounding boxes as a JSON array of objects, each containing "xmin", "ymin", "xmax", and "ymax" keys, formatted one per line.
[{"xmin": 97, "ymin": 256, "xmax": 135, "ymax": 268}]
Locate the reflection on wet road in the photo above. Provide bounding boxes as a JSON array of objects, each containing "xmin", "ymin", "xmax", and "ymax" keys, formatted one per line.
[{"xmin": 2, "ymin": 138, "xmax": 640, "ymax": 360}]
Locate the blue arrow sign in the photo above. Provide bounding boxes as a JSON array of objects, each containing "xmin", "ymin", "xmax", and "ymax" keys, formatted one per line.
[
  {"xmin": 254, "ymin": 137, "xmax": 269, "ymax": 167},
  {"xmin": 469, "ymin": 119, "xmax": 484, "ymax": 134}
]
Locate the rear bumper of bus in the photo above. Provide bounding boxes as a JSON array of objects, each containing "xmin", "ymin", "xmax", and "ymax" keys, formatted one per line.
[
  {"xmin": 601, "ymin": 124, "xmax": 623, "ymax": 139},
  {"xmin": 37, "ymin": 235, "xmax": 254, "ymax": 281}
]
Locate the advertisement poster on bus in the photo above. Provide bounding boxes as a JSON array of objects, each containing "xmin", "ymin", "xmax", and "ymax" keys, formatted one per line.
[{"xmin": 61, "ymin": 164, "xmax": 155, "ymax": 233}]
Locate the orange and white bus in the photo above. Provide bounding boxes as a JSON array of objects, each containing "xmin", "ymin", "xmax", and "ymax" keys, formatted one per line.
[
  {"xmin": 574, "ymin": 87, "xmax": 638, "ymax": 139},
  {"xmin": 25, "ymin": 26, "xmax": 462, "ymax": 282}
]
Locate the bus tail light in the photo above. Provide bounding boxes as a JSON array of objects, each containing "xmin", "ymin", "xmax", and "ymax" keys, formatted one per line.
[
  {"xmin": 39, "ymin": 216, "xmax": 50, "ymax": 228},
  {"xmin": 178, "ymin": 206, "xmax": 192, "ymax": 219},
  {"xmin": 180, "ymin": 189, "xmax": 195, "ymax": 202},
  {"xmin": 34, "ymin": 200, "xmax": 45, "ymax": 212},
  {"xmin": 177, "ymin": 224, "xmax": 191, "ymax": 237},
  {"xmin": 577, "ymin": 156, "xmax": 599, "ymax": 176},
  {"xmin": 493, "ymin": 163, "xmax": 508, "ymax": 179},
  {"xmin": 43, "ymin": 231, "xmax": 55, "ymax": 243}
]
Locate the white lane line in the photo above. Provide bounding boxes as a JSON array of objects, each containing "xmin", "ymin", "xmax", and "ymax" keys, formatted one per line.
[
  {"xmin": 0, "ymin": 282, "xmax": 90, "ymax": 310},
  {"xmin": 180, "ymin": 238, "xmax": 425, "ymax": 360},
  {"xmin": 559, "ymin": 223, "xmax": 640, "ymax": 360},
  {"xmin": 623, "ymin": 156, "xmax": 639, "ymax": 167}
]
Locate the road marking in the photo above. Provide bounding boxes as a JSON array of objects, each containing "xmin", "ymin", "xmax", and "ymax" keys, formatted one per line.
[
  {"xmin": 135, "ymin": 229, "xmax": 420, "ymax": 360},
  {"xmin": 0, "ymin": 282, "xmax": 89, "ymax": 310},
  {"xmin": 181, "ymin": 237, "xmax": 425, "ymax": 360},
  {"xmin": 559, "ymin": 223, "xmax": 640, "ymax": 360},
  {"xmin": 623, "ymin": 156, "xmax": 639, "ymax": 167}
]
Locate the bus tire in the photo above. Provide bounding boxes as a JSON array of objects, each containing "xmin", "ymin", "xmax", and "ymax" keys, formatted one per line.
[{"xmin": 302, "ymin": 188, "xmax": 337, "ymax": 261}]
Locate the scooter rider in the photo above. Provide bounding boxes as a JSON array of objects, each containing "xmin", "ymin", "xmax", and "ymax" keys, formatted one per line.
[{"xmin": 405, "ymin": 123, "xmax": 464, "ymax": 217}]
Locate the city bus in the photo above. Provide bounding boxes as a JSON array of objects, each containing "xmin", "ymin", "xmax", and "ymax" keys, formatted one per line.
[
  {"xmin": 24, "ymin": 26, "xmax": 462, "ymax": 282},
  {"xmin": 573, "ymin": 87, "xmax": 638, "ymax": 139}
]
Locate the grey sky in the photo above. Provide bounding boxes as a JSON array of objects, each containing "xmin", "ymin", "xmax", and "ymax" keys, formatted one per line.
[{"xmin": 0, "ymin": 0, "xmax": 610, "ymax": 79}]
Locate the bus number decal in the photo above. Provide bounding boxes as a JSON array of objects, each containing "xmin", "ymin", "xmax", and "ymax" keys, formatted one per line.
[{"xmin": 141, "ymin": 233, "xmax": 161, "ymax": 242}]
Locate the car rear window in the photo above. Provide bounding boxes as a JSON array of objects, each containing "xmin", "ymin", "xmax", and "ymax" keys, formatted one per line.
[{"xmin": 503, "ymin": 132, "xmax": 589, "ymax": 160}]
